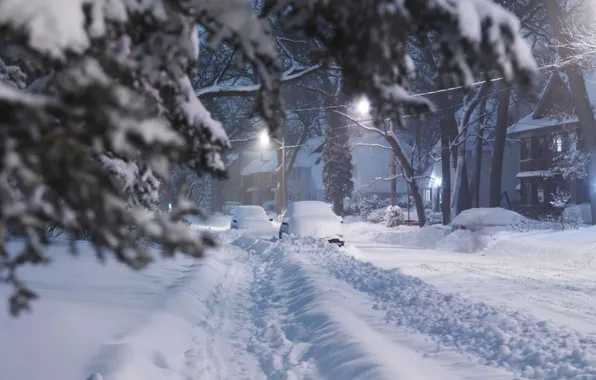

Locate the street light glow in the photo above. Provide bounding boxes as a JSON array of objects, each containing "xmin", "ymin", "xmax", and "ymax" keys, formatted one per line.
[
  {"xmin": 432, "ymin": 176, "xmax": 442, "ymax": 187},
  {"xmin": 355, "ymin": 97, "xmax": 370, "ymax": 116},
  {"xmin": 259, "ymin": 130, "xmax": 270, "ymax": 147}
]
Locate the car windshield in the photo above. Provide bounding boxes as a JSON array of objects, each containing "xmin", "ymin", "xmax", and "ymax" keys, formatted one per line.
[{"xmin": 288, "ymin": 201, "xmax": 336, "ymax": 218}]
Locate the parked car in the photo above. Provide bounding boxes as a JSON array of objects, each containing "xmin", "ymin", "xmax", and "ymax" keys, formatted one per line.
[
  {"xmin": 278, "ymin": 201, "xmax": 344, "ymax": 246},
  {"xmin": 222, "ymin": 201, "xmax": 242, "ymax": 215},
  {"xmin": 230, "ymin": 205, "xmax": 273, "ymax": 230},
  {"xmin": 451, "ymin": 207, "xmax": 525, "ymax": 233}
]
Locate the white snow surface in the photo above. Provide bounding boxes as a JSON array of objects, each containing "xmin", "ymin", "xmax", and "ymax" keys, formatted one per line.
[
  {"xmin": 2, "ymin": 220, "xmax": 596, "ymax": 380},
  {"xmin": 451, "ymin": 207, "xmax": 526, "ymax": 230}
]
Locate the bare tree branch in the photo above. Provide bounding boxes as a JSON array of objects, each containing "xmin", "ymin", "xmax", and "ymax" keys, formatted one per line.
[{"xmin": 197, "ymin": 64, "xmax": 321, "ymax": 99}]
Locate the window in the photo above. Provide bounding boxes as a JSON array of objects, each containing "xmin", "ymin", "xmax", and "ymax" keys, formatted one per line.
[
  {"xmin": 296, "ymin": 193, "xmax": 300, "ymax": 201},
  {"xmin": 521, "ymin": 182, "xmax": 532, "ymax": 205},
  {"xmin": 554, "ymin": 135, "xmax": 563, "ymax": 152},
  {"xmin": 534, "ymin": 136, "xmax": 545, "ymax": 158},
  {"xmin": 569, "ymin": 132, "xmax": 578, "ymax": 151},
  {"xmin": 537, "ymin": 182, "xmax": 545, "ymax": 204},
  {"xmin": 521, "ymin": 138, "xmax": 531, "ymax": 160}
]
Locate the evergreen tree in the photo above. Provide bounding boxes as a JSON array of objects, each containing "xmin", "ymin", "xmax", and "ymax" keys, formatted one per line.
[
  {"xmin": 0, "ymin": 0, "xmax": 536, "ymax": 314},
  {"xmin": 323, "ymin": 107, "xmax": 354, "ymax": 215}
]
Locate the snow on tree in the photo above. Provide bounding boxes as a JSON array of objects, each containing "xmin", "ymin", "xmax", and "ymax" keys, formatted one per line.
[
  {"xmin": 0, "ymin": 0, "xmax": 283, "ymax": 315},
  {"xmin": 385, "ymin": 205, "xmax": 404, "ymax": 228},
  {"xmin": 267, "ymin": 0, "xmax": 537, "ymax": 124},
  {"xmin": 550, "ymin": 186, "xmax": 571, "ymax": 209},
  {"xmin": 323, "ymin": 86, "xmax": 354, "ymax": 215},
  {"xmin": 0, "ymin": 0, "xmax": 536, "ymax": 314},
  {"xmin": 551, "ymin": 135, "xmax": 590, "ymax": 180}
]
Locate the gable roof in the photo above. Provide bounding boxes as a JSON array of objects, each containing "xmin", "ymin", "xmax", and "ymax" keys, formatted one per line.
[
  {"xmin": 240, "ymin": 136, "xmax": 325, "ymax": 177},
  {"xmin": 508, "ymin": 71, "xmax": 596, "ymax": 135}
]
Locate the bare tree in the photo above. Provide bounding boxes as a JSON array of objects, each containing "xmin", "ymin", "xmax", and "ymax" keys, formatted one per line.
[
  {"xmin": 452, "ymin": 83, "xmax": 489, "ymax": 216},
  {"xmin": 337, "ymin": 111, "xmax": 427, "ymax": 226}
]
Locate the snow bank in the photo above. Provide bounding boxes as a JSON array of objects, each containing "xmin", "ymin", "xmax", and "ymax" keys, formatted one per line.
[
  {"xmin": 0, "ymin": 239, "xmax": 249, "ymax": 380},
  {"xmin": 277, "ymin": 236, "xmax": 596, "ymax": 379},
  {"xmin": 482, "ymin": 226, "xmax": 596, "ymax": 267},
  {"xmin": 356, "ymin": 225, "xmax": 451, "ymax": 249}
]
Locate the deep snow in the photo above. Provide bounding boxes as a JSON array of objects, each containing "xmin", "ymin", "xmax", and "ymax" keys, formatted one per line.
[{"xmin": 1, "ymin": 222, "xmax": 596, "ymax": 380}]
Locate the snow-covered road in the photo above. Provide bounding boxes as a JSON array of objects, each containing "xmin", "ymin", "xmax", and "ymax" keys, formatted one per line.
[
  {"xmin": 1, "ymin": 227, "xmax": 596, "ymax": 380},
  {"xmin": 349, "ymin": 237, "xmax": 596, "ymax": 335}
]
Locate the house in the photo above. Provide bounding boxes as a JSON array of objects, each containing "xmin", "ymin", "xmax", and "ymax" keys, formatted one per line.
[
  {"xmin": 214, "ymin": 136, "xmax": 326, "ymax": 212},
  {"xmin": 286, "ymin": 136, "xmax": 326, "ymax": 202},
  {"xmin": 507, "ymin": 71, "xmax": 594, "ymax": 216},
  {"xmin": 427, "ymin": 143, "xmax": 520, "ymax": 210},
  {"xmin": 351, "ymin": 130, "xmax": 435, "ymax": 204}
]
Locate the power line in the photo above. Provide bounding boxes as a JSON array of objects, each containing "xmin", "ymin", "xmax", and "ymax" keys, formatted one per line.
[{"xmin": 208, "ymin": 59, "xmax": 572, "ymax": 119}]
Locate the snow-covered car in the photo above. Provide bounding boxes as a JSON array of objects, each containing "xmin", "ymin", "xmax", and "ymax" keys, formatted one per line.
[
  {"xmin": 222, "ymin": 201, "xmax": 242, "ymax": 215},
  {"xmin": 279, "ymin": 201, "xmax": 344, "ymax": 246},
  {"xmin": 451, "ymin": 207, "xmax": 525, "ymax": 233},
  {"xmin": 230, "ymin": 206, "xmax": 273, "ymax": 230}
]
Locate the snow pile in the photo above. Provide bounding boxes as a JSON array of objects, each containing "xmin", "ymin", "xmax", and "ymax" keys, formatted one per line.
[
  {"xmin": 279, "ymin": 236, "xmax": 596, "ymax": 379},
  {"xmin": 482, "ymin": 226, "xmax": 596, "ymax": 267},
  {"xmin": 366, "ymin": 225, "xmax": 451, "ymax": 249}
]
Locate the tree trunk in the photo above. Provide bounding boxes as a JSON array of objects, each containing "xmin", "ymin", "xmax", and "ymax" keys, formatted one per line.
[
  {"xmin": 440, "ymin": 119, "xmax": 452, "ymax": 224},
  {"xmin": 543, "ymin": 0, "xmax": 596, "ymax": 225},
  {"xmin": 470, "ymin": 97, "xmax": 488, "ymax": 208},
  {"xmin": 452, "ymin": 84, "xmax": 488, "ymax": 217},
  {"xmin": 386, "ymin": 132, "xmax": 426, "ymax": 227},
  {"xmin": 489, "ymin": 84, "xmax": 511, "ymax": 207},
  {"xmin": 276, "ymin": 148, "xmax": 284, "ymax": 214},
  {"xmin": 334, "ymin": 198, "xmax": 344, "ymax": 215}
]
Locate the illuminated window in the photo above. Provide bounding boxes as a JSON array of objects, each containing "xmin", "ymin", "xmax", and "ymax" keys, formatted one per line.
[{"xmin": 555, "ymin": 136, "xmax": 563, "ymax": 152}]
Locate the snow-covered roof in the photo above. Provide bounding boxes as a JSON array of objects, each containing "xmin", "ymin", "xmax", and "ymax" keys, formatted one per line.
[
  {"xmin": 241, "ymin": 151, "xmax": 278, "ymax": 176},
  {"xmin": 516, "ymin": 170, "xmax": 552, "ymax": 178},
  {"xmin": 226, "ymin": 152, "xmax": 239, "ymax": 165},
  {"xmin": 294, "ymin": 136, "xmax": 324, "ymax": 168},
  {"xmin": 240, "ymin": 136, "xmax": 324, "ymax": 177},
  {"xmin": 509, "ymin": 73, "xmax": 596, "ymax": 134}
]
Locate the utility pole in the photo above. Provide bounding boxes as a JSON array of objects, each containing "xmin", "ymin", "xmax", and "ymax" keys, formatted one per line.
[
  {"xmin": 281, "ymin": 123, "xmax": 287, "ymax": 212},
  {"xmin": 389, "ymin": 119, "xmax": 397, "ymax": 206}
]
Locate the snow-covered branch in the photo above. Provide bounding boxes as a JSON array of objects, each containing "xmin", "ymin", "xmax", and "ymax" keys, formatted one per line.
[
  {"xmin": 354, "ymin": 143, "xmax": 393, "ymax": 150},
  {"xmin": 197, "ymin": 63, "xmax": 321, "ymax": 99}
]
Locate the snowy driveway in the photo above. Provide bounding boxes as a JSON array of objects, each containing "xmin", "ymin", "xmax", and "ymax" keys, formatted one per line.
[{"xmin": 1, "ymin": 230, "xmax": 596, "ymax": 380}]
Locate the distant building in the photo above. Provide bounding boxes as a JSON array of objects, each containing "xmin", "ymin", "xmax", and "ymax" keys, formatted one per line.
[
  {"xmin": 508, "ymin": 71, "xmax": 594, "ymax": 217},
  {"xmin": 213, "ymin": 136, "xmax": 326, "ymax": 212},
  {"xmin": 350, "ymin": 130, "xmax": 434, "ymax": 204}
]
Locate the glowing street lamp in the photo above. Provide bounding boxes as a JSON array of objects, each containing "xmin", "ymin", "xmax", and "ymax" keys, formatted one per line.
[
  {"xmin": 259, "ymin": 129, "xmax": 286, "ymax": 211},
  {"xmin": 259, "ymin": 129, "xmax": 270, "ymax": 147},
  {"xmin": 355, "ymin": 96, "xmax": 371, "ymax": 116}
]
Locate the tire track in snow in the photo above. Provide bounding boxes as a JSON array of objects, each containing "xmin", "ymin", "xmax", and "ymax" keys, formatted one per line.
[
  {"xmin": 234, "ymin": 236, "xmax": 466, "ymax": 380},
  {"xmin": 286, "ymin": 236, "xmax": 596, "ymax": 380},
  {"xmin": 182, "ymin": 249, "xmax": 264, "ymax": 380}
]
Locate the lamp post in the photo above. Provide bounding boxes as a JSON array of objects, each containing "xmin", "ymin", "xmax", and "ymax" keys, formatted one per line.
[{"xmin": 259, "ymin": 129, "xmax": 286, "ymax": 213}]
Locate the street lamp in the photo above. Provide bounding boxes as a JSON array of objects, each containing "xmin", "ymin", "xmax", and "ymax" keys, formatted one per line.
[
  {"xmin": 355, "ymin": 96, "xmax": 371, "ymax": 116},
  {"xmin": 259, "ymin": 129, "xmax": 270, "ymax": 147},
  {"xmin": 259, "ymin": 129, "xmax": 286, "ymax": 213}
]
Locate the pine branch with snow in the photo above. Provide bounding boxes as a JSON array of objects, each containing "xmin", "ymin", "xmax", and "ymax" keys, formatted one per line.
[
  {"xmin": 0, "ymin": 0, "xmax": 538, "ymax": 315},
  {"xmin": 0, "ymin": 0, "xmax": 282, "ymax": 315},
  {"xmin": 267, "ymin": 0, "xmax": 537, "ymax": 124}
]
